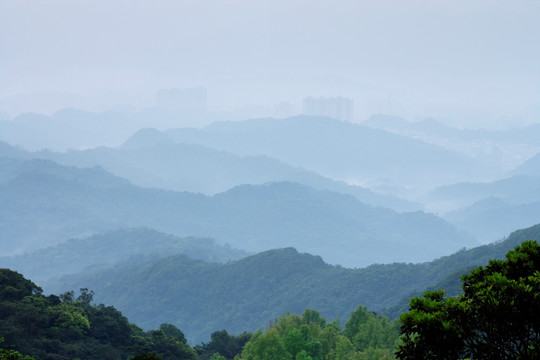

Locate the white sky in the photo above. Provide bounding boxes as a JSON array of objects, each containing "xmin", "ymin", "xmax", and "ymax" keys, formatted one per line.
[{"xmin": 1, "ymin": 0, "xmax": 539, "ymax": 127}]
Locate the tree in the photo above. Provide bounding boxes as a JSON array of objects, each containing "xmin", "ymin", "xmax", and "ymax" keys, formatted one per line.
[
  {"xmin": 131, "ymin": 352, "xmax": 162, "ymax": 360},
  {"xmin": 344, "ymin": 305, "xmax": 399, "ymax": 353},
  {"xmin": 0, "ymin": 338, "xmax": 33, "ymax": 360},
  {"xmin": 240, "ymin": 329, "xmax": 291, "ymax": 360},
  {"xmin": 209, "ymin": 354, "xmax": 226, "ymax": 360},
  {"xmin": 197, "ymin": 330, "xmax": 252, "ymax": 360},
  {"xmin": 0, "ymin": 268, "xmax": 199, "ymax": 360},
  {"xmin": 0, "ymin": 270, "xmax": 42, "ymax": 301},
  {"xmin": 159, "ymin": 324, "xmax": 187, "ymax": 344},
  {"xmin": 76, "ymin": 288, "xmax": 95, "ymax": 306},
  {"xmin": 397, "ymin": 240, "xmax": 540, "ymax": 360}
]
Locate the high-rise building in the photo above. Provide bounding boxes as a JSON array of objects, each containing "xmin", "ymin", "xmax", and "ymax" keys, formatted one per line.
[{"xmin": 303, "ymin": 96, "xmax": 354, "ymax": 122}]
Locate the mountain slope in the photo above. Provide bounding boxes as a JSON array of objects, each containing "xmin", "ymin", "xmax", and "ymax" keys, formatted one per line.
[
  {"xmin": 444, "ymin": 199, "xmax": 540, "ymax": 243},
  {"xmin": 362, "ymin": 114, "xmax": 540, "ymax": 171},
  {"xmin": 0, "ymin": 138, "xmax": 421, "ymax": 212},
  {"xmin": 0, "ymin": 158, "xmax": 474, "ymax": 267},
  {"xmin": 165, "ymin": 115, "xmax": 497, "ymax": 192},
  {"xmin": 46, "ymin": 224, "xmax": 540, "ymax": 344},
  {"xmin": 512, "ymin": 152, "xmax": 540, "ymax": 177},
  {"xmin": 422, "ymin": 175, "xmax": 540, "ymax": 211},
  {"xmin": 420, "ymin": 175, "xmax": 540, "ymax": 242},
  {"xmin": 0, "ymin": 227, "xmax": 248, "ymax": 283},
  {"xmin": 381, "ymin": 223, "xmax": 540, "ymax": 318}
]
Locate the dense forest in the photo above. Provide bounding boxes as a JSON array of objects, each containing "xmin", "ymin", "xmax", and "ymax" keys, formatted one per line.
[
  {"xmin": 0, "ymin": 269, "xmax": 399, "ymax": 360},
  {"xmin": 3, "ymin": 238, "xmax": 540, "ymax": 359},
  {"xmin": 0, "ymin": 269, "xmax": 196, "ymax": 360},
  {"xmin": 44, "ymin": 224, "xmax": 540, "ymax": 344},
  {"xmin": 2, "ymin": 1, "xmax": 538, "ymax": 359}
]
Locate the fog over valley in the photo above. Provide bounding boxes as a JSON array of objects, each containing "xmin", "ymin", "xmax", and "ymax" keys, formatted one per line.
[{"xmin": 1, "ymin": 1, "xmax": 540, "ymax": 358}]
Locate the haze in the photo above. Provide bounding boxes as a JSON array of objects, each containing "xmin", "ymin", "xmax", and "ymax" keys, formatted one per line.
[
  {"xmin": 1, "ymin": 0, "xmax": 539, "ymax": 128},
  {"xmin": 2, "ymin": 0, "xmax": 540, "ymax": 261}
]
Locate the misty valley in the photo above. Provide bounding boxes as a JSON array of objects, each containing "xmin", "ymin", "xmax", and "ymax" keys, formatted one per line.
[
  {"xmin": 2, "ymin": 110, "xmax": 540, "ymax": 360},
  {"xmin": 2, "ymin": 0, "xmax": 540, "ymax": 358}
]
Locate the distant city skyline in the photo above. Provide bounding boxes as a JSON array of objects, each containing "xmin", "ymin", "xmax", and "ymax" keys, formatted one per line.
[
  {"xmin": 1, "ymin": 0, "xmax": 539, "ymax": 129},
  {"xmin": 303, "ymin": 96, "xmax": 353, "ymax": 122}
]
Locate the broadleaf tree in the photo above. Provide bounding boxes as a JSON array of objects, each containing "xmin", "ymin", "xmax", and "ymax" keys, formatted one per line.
[{"xmin": 397, "ymin": 240, "xmax": 540, "ymax": 360}]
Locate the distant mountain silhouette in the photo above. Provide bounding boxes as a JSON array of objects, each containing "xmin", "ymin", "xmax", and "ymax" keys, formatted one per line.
[
  {"xmin": 120, "ymin": 128, "xmax": 175, "ymax": 149},
  {"xmin": 165, "ymin": 115, "xmax": 496, "ymax": 192},
  {"xmin": 422, "ymin": 175, "xmax": 540, "ymax": 211},
  {"xmin": 421, "ymin": 175, "xmax": 540, "ymax": 242},
  {"xmin": 0, "ymin": 109, "xmax": 137, "ymax": 150},
  {"xmin": 0, "ymin": 158, "xmax": 475, "ymax": 266},
  {"xmin": 512, "ymin": 152, "xmax": 540, "ymax": 177},
  {"xmin": 362, "ymin": 114, "xmax": 540, "ymax": 176},
  {"xmin": 0, "ymin": 139, "xmax": 422, "ymax": 212},
  {"xmin": 0, "ymin": 227, "xmax": 248, "ymax": 283},
  {"xmin": 444, "ymin": 199, "xmax": 540, "ymax": 243},
  {"xmin": 363, "ymin": 114, "xmax": 540, "ymax": 146}
]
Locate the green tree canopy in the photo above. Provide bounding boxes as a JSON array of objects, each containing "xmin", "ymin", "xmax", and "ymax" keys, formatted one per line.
[
  {"xmin": 0, "ymin": 338, "xmax": 34, "ymax": 360},
  {"xmin": 397, "ymin": 240, "xmax": 540, "ymax": 360},
  {"xmin": 195, "ymin": 329, "xmax": 252, "ymax": 360},
  {"xmin": 0, "ymin": 269, "xmax": 42, "ymax": 302},
  {"xmin": 0, "ymin": 269, "xmax": 198, "ymax": 360},
  {"xmin": 238, "ymin": 309, "xmax": 399, "ymax": 360}
]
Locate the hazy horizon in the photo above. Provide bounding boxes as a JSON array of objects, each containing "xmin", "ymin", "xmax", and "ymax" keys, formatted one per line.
[{"xmin": 1, "ymin": 0, "xmax": 539, "ymax": 129}]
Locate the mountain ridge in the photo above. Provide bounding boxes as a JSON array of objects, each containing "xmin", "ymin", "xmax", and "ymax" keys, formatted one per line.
[
  {"xmin": 44, "ymin": 223, "xmax": 540, "ymax": 344},
  {"xmin": 0, "ymin": 157, "xmax": 475, "ymax": 267},
  {"xmin": 0, "ymin": 139, "xmax": 422, "ymax": 212}
]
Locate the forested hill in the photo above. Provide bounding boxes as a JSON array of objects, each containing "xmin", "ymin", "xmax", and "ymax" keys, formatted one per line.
[
  {"xmin": 0, "ymin": 228, "xmax": 248, "ymax": 283},
  {"xmin": 0, "ymin": 268, "xmax": 402, "ymax": 360},
  {"xmin": 0, "ymin": 268, "xmax": 199, "ymax": 360},
  {"xmin": 380, "ymin": 223, "xmax": 540, "ymax": 318},
  {"xmin": 46, "ymin": 249, "xmax": 399, "ymax": 344},
  {"xmin": 46, "ymin": 223, "xmax": 540, "ymax": 344},
  {"xmin": 0, "ymin": 157, "xmax": 474, "ymax": 267},
  {"xmin": 0, "ymin": 139, "xmax": 421, "ymax": 212}
]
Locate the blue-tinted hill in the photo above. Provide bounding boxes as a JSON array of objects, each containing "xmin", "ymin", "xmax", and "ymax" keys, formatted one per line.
[
  {"xmin": 0, "ymin": 139, "xmax": 421, "ymax": 212},
  {"xmin": 0, "ymin": 158, "xmax": 475, "ymax": 267},
  {"xmin": 166, "ymin": 115, "xmax": 496, "ymax": 191},
  {"xmin": 46, "ymin": 224, "xmax": 540, "ymax": 344}
]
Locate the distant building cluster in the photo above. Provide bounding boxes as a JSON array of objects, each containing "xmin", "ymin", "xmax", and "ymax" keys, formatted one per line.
[
  {"xmin": 302, "ymin": 96, "xmax": 353, "ymax": 122},
  {"xmin": 156, "ymin": 87, "xmax": 207, "ymax": 113}
]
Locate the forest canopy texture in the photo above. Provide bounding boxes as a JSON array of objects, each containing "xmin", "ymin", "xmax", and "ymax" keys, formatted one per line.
[
  {"xmin": 2, "ymin": 240, "xmax": 540, "ymax": 360},
  {"xmin": 397, "ymin": 240, "xmax": 540, "ymax": 360},
  {"xmin": 0, "ymin": 268, "xmax": 400, "ymax": 360},
  {"xmin": 0, "ymin": 269, "xmax": 197, "ymax": 360}
]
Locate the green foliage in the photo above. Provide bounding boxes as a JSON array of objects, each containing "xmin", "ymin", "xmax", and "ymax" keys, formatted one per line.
[
  {"xmin": 47, "ymin": 223, "xmax": 540, "ymax": 344},
  {"xmin": 241, "ymin": 329, "xmax": 291, "ymax": 360},
  {"xmin": 0, "ymin": 269, "xmax": 197, "ymax": 360},
  {"xmin": 159, "ymin": 324, "xmax": 187, "ymax": 344},
  {"xmin": 196, "ymin": 330, "xmax": 252, "ymax": 360},
  {"xmin": 397, "ymin": 240, "xmax": 540, "ymax": 360},
  {"xmin": 383, "ymin": 223, "xmax": 540, "ymax": 319},
  {"xmin": 0, "ymin": 270, "xmax": 42, "ymax": 301},
  {"xmin": 0, "ymin": 338, "xmax": 34, "ymax": 360},
  {"xmin": 131, "ymin": 352, "xmax": 162, "ymax": 360},
  {"xmin": 238, "ymin": 309, "xmax": 399, "ymax": 360},
  {"xmin": 344, "ymin": 306, "xmax": 400, "ymax": 353},
  {"xmin": 209, "ymin": 353, "xmax": 227, "ymax": 360},
  {"xmin": 46, "ymin": 302, "xmax": 91, "ymax": 340}
]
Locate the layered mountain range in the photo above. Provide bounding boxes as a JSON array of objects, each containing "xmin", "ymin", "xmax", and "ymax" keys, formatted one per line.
[{"xmin": 0, "ymin": 157, "xmax": 474, "ymax": 266}]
